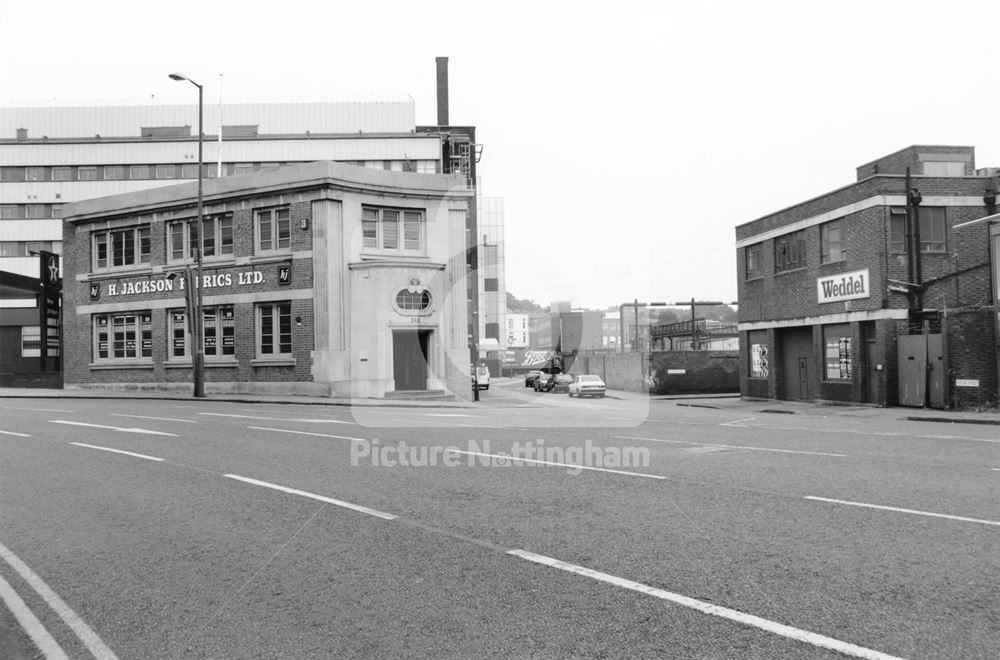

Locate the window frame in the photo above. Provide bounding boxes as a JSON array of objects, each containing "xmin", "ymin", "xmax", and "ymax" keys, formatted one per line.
[
  {"xmin": 774, "ymin": 230, "xmax": 807, "ymax": 274},
  {"xmin": 256, "ymin": 301, "xmax": 293, "ymax": 358},
  {"xmin": 169, "ymin": 304, "xmax": 236, "ymax": 360},
  {"xmin": 361, "ymin": 206, "xmax": 425, "ymax": 253},
  {"xmin": 820, "ymin": 219, "xmax": 846, "ymax": 264},
  {"xmin": 745, "ymin": 242, "xmax": 764, "ymax": 279},
  {"xmin": 21, "ymin": 325, "xmax": 41, "ymax": 357},
  {"xmin": 167, "ymin": 214, "xmax": 234, "ymax": 263},
  {"xmin": 51, "ymin": 167, "xmax": 72, "ymax": 181},
  {"xmin": 92, "ymin": 226, "xmax": 152, "ymax": 271},
  {"xmin": 254, "ymin": 207, "xmax": 292, "ymax": 255},
  {"xmin": 917, "ymin": 207, "xmax": 947, "ymax": 253},
  {"xmin": 93, "ymin": 312, "xmax": 153, "ymax": 363}
]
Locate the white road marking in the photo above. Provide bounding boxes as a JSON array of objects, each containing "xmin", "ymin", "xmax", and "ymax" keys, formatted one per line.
[
  {"xmin": 726, "ymin": 422, "xmax": 1000, "ymax": 444},
  {"xmin": 70, "ymin": 442, "xmax": 164, "ymax": 462},
  {"xmin": 50, "ymin": 420, "xmax": 177, "ymax": 437},
  {"xmin": 508, "ymin": 549, "xmax": 904, "ymax": 660},
  {"xmin": 5, "ymin": 407, "xmax": 75, "ymax": 413},
  {"xmin": 720, "ymin": 416, "xmax": 756, "ymax": 427},
  {"xmin": 223, "ymin": 474, "xmax": 397, "ymax": 520},
  {"xmin": 247, "ymin": 426, "xmax": 368, "ymax": 441},
  {"xmin": 805, "ymin": 496, "xmax": 1000, "ymax": 527},
  {"xmin": 0, "ymin": 572, "xmax": 70, "ymax": 660},
  {"xmin": 0, "ymin": 429, "xmax": 32, "ymax": 437},
  {"xmin": 617, "ymin": 435, "xmax": 845, "ymax": 457},
  {"xmin": 446, "ymin": 449, "xmax": 667, "ymax": 480},
  {"xmin": 111, "ymin": 414, "xmax": 196, "ymax": 423},
  {"xmin": 422, "ymin": 413, "xmax": 474, "ymax": 417},
  {"xmin": 0, "ymin": 541, "xmax": 119, "ymax": 660},
  {"xmin": 199, "ymin": 413, "xmax": 353, "ymax": 424}
]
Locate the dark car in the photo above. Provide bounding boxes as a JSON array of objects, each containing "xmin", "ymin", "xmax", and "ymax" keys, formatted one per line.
[
  {"xmin": 534, "ymin": 373, "xmax": 573, "ymax": 393},
  {"xmin": 524, "ymin": 370, "xmax": 545, "ymax": 388}
]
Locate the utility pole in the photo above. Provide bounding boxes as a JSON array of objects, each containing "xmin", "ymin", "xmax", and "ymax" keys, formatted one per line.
[{"xmin": 673, "ymin": 299, "xmax": 728, "ymax": 350}]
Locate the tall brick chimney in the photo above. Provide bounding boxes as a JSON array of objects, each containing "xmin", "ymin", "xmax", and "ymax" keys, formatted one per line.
[{"xmin": 436, "ymin": 56, "xmax": 449, "ymax": 126}]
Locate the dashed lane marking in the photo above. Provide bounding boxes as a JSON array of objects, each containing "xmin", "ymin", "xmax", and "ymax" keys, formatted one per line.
[
  {"xmin": 223, "ymin": 474, "xmax": 397, "ymax": 520},
  {"xmin": 446, "ymin": 449, "xmax": 667, "ymax": 480},
  {"xmin": 247, "ymin": 426, "xmax": 368, "ymax": 442},
  {"xmin": 70, "ymin": 442, "xmax": 164, "ymax": 462},
  {"xmin": 508, "ymin": 549, "xmax": 905, "ymax": 660},
  {"xmin": 0, "ymin": 572, "xmax": 69, "ymax": 660},
  {"xmin": 198, "ymin": 413, "xmax": 354, "ymax": 424},
  {"xmin": 0, "ymin": 430, "xmax": 32, "ymax": 437},
  {"xmin": 50, "ymin": 420, "xmax": 177, "ymax": 437},
  {"xmin": 111, "ymin": 414, "xmax": 196, "ymax": 424},
  {"xmin": 0, "ymin": 541, "xmax": 119, "ymax": 659},
  {"xmin": 617, "ymin": 435, "xmax": 845, "ymax": 457},
  {"xmin": 805, "ymin": 496, "xmax": 1000, "ymax": 527},
  {"xmin": 4, "ymin": 407, "xmax": 75, "ymax": 413}
]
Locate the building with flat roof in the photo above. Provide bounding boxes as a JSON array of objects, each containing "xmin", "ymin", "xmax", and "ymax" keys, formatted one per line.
[
  {"xmin": 61, "ymin": 161, "xmax": 474, "ymax": 398},
  {"xmin": 736, "ymin": 145, "xmax": 999, "ymax": 408}
]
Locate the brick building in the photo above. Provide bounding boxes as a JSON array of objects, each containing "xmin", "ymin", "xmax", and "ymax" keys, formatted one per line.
[
  {"xmin": 61, "ymin": 161, "xmax": 474, "ymax": 398},
  {"xmin": 736, "ymin": 145, "xmax": 999, "ymax": 408}
]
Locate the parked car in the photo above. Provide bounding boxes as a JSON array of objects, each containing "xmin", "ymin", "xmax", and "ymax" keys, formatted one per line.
[
  {"xmin": 568, "ymin": 374, "xmax": 606, "ymax": 398},
  {"xmin": 535, "ymin": 373, "xmax": 573, "ymax": 393},
  {"xmin": 524, "ymin": 370, "xmax": 545, "ymax": 388},
  {"xmin": 475, "ymin": 365, "xmax": 491, "ymax": 390}
]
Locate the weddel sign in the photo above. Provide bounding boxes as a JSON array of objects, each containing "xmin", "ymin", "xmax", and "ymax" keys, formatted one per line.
[{"xmin": 817, "ymin": 268, "xmax": 870, "ymax": 303}]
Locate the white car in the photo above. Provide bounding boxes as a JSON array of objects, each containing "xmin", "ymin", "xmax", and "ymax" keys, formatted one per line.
[
  {"xmin": 568, "ymin": 374, "xmax": 606, "ymax": 398},
  {"xmin": 474, "ymin": 365, "xmax": 491, "ymax": 390}
]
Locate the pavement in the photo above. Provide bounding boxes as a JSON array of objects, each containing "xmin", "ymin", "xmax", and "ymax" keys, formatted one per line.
[{"xmin": 2, "ymin": 378, "xmax": 998, "ymax": 425}]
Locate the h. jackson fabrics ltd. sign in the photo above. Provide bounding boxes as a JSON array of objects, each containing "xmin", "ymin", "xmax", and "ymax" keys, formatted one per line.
[{"xmin": 817, "ymin": 268, "xmax": 870, "ymax": 304}]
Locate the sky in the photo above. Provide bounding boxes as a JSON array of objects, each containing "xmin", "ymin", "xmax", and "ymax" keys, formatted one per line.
[{"xmin": 2, "ymin": 0, "xmax": 998, "ymax": 311}]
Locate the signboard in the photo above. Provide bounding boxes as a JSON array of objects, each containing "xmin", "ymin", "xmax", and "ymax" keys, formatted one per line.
[
  {"xmin": 278, "ymin": 262, "xmax": 291, "ymax": 285},
  {"xmin": 817, "ymin": 268, "xmax": 870, "ymax": 304},
  {"xmin": 750, "ymin": 344, "xmax": 769, "ymax": 378},
  {"xmin": 955, "ymin": 379, "xmax": 980, "ymax": 387}
]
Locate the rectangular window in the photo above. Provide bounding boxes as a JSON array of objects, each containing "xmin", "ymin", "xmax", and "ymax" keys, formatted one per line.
[
  {"xmin": 104, "ymin": 165, "xmax": 124, "ymax": 180},
  {"xmin": 93, "ymin": 226, "xmax": 151, "ymax": 270},
  {"xmin": 50, "ymin": 205, "xmax": 62, "ymax": 218},
  {"xmin": 94, "ymin": 313, "xmax": 152, "ymax": 362},
  {"xmin": 361, "ymin": 206, "xmax": 424, "ymax": 252},
  {"xmin": 155, "ymin": 164, "xmax": 176, "ymax": 179},
  {"xmin": 234, "ymin": 163, "xmax": 255, "ymax": 176},
  {"xmin": 484, "ymin": 277, "xmax": 499, "ymax": 292},
  {"xmin": 78, "ymin": 166, "xmax": 98, "ymax": 181},
  {"xmin": 130, "ymin": 165, "xmax": 150, "ymax": 180},
  {"xmin": 257, "ymin": 302, "xmax": 292, "ymax": 356},
  {"xmin": 820, "ymin": 219, "xmax": 846, "ymax": 263},
  {"xmin": 26, "ymin": 167, "xmax": 44, "ymax": 181},
  {"xmin": 823, "ymin": 324, "xmax": 852, "ymax": 380},
  {"xmin": 180, "ymin": 163, "xmax": 199, "ymax": 178},
  {"xmin": 21, "ymin": 326, "xmax": 41, "ymax": 357},
  {"xmin": 255, "ymin": 208, "xmax": 290, "ymax": 253},
  {"xmin": 0, "ymin": 206, "xmax": 18, "ymax": 219},
  {"xmin": 745, "ymin": 243, "xmax": 764, "ymax": 279},
  {"xmin": 52, "ymin": 167, "xmax": 71, "ymax": 181},
  {"xmin": 922, "ymin": 161, "xmax": 966, "ymax": 176},
  {"xmin": 25, "ymin": 205, "xmax": 46, "ymax": 219},
  {"xmin": 168, "ymin": 215, "xmax": 234, "ymax": 262},
  {"xmin": 171, "ymin": 305, "xmax": 235, "ymax": 359},
  {"xmin": 889, "ymin": 208, "xmax": 907, "ymax": 253},
  {"xmin": 774, "ymin": 230, "xmax": 806, "ymax": 273},
  {"xmin": 918, "ymin": 207, "xmax": 947, "ymax": 252}
]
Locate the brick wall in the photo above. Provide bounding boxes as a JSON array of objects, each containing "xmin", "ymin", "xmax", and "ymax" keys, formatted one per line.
[{"xmin": 946, "ymin": 310, "xmax": 998, "ymax": 409}]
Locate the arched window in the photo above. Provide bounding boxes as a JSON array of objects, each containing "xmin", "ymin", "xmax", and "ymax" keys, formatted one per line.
[{"xmin": 396, "ymin": 289, "xmax": 431, "ymax": 311}]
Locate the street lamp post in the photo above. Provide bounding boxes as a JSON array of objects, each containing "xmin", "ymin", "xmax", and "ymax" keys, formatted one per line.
[{"xmin": 169, "ymin": 72, "xmax": 206, "ymax": 398}]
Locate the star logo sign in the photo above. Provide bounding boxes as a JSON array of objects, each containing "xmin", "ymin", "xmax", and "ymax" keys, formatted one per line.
[{"xmin": 47, "ymin": 256, "xmax": 59, "ymax": 284}]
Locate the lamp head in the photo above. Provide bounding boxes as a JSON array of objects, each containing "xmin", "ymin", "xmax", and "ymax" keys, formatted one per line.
[{"xmin": 168, "ymin": 73, "xmax": 187, "ymax": 81}]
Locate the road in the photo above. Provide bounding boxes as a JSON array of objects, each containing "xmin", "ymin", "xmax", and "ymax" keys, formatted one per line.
[{"xmin": 0, "ymin": 380, "xmax": 997, "ymax": 659}]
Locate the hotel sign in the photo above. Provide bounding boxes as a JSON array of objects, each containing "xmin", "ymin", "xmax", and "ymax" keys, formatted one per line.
[{"xmin": 817, "ymin": 269, "xmax": 870, "ymax": 304}]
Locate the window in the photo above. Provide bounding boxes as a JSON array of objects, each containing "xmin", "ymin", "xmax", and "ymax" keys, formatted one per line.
[
  {"xmin": 78, "ymin": 166, "xmax": 97, "ymax": 181},
  {"xmin": 255, "ymin": 207, "xmax": 291, "ymax": 253},
  {"xmin": 918, "ymin": 207, "xmax": 947, "ymax": 252},
  {"xmin": 94, "ymin": 313, "xmax": 152, "ymax": 361},
  {"xmin": 52, "ymin": 167, "xmax": 71, "ymax": 181},
  {"xmin": 889, "ymin": 208, "xmax": 907, "ymax": 253},
  {"xmin": 51, "ymin": 205, "xmax": 62, "ymax": 218},
  {"xmin": 396, "ymin": 289, "xmax": 431, "ymax": 310},
  {"xmin": 361, "ymin": 206, "xmax": 424, "ymax": 252},
  {"xmin": 774, "ymin": 230, "xmax": 806, "ymax": 273},
  {"xmin": 104, "ymin": 165, "xmax": 124, "ymax": 180},
  {"xmin": 170, "ymin": 305, "xmax": 235, "ymax": 359},
  {"xmin": 234, "ymin": 163, "xmax": 255, "ymax": 176},
  {"xmin": 26, "ymin": 167, "xmax": 44, "ymax": 181},
  {"xmin": 484, "ymin": 277, "xmax": 499, "ymax": 292},
  {"xmin": 25, "ymin": 205, "xmax": 46, "ymax": 219},
  {"xmin": 257, "ymin": 302, "xmax": 292, "ymax": 356},
  {"xmin": 0, "ymin": 206, "xmax": 17, "ymax": 219},
  {"xmin": 155, "ymin": 164, "xmax": 176, "ymax": 179},
  {"xmin": 745, "ymin": 243, "xmax": 764, "ymax": 279},
  {"xmin": 169, "ymin": 215, "xmax": 234, "ymax": 262},
  {"xmin": 823, "ymin": 324, "xmax": 852, "ymax": 380},
  {"xmin": 180, "ymin": 163, "xmax": 199, "ymax": 178},
  {"xmin": 820, "ymin": 219, "xmax": 846, "ymax": 263},
  {"xmin": 21, "ymin": 326, "xmax": 41, "ymax": 357},
  {"xmin": 93, "ymin": 226, "xmax": 151, "ymax": 270},
  {"xmin": 922, "ymin": 161, "xmax": 965, "ymax": 176},
  {"xmin": 129, "ymin": 165, "xmax": 150, "ymax": 180}
]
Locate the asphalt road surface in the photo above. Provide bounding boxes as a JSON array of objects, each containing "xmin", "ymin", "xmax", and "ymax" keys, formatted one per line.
[{"xmin": 0, "ymin": 385, "xmax": 997, "ymax": 659}]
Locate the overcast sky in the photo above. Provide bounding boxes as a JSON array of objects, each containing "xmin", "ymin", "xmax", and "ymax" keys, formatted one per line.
[{"xmin": 2, "ymin": 0, "xmax": 998, "ymax": 311}]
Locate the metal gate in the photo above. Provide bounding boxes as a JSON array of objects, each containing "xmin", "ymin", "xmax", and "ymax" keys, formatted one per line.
[{"xmin": 897, "ymin": 334, "xmax": 944, "ymax": 408}]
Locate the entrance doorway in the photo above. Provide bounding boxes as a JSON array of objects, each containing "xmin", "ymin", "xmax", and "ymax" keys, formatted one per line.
[
  {"xmin": 392, "ymin": 330, "xmax": 430, "ymax": 391},
  {"xmin": 779, "ymin": 327, "xmax": 814, "ymax": 401},
  {"xmin": 898, "ymin": 333, "xmax": 944, "ymax": 408}
]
